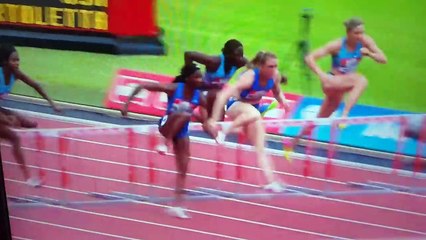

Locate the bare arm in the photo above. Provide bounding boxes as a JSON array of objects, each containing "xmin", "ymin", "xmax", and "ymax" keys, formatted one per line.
[
  {"xmin": 184, "ymin": 51, "xmax": 217, "ymax": 71},
  {"xmin": 362, "ymin": 35, "xmax": 387, "ymax": 64},
  {"xmin": 272, "ymin": 72, "xmax": 290, "ymax": 108},
  {"xmin": 210, "ymin": 70, "xmax": 255, "ymax": 122},
  {"xmin": 272, "ymin": 72, "xmax": 286, "ymax": 104},
  {"xmin": 122, "ymin": 82, "xmax": 175, "ymax": 116},
  {"xmin": 271, "ymin": 71, "xmax": 291, "ymax": 114},
  {"xmin": 14, "ymin": 70, "xmax": 60, "ymax": 112},
  {"xmin": 237, "ymin": 57, "xmax": 249, "ymax": 68},
  {"xmin": 304, "ymin": 39, "xmax": 341, "ymax": 76}
]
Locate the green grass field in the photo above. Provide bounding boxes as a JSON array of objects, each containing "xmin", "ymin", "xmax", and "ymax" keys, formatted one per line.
[{"xmin": 12, "ymin": 0, "xmax": 426, "ymax": 112}]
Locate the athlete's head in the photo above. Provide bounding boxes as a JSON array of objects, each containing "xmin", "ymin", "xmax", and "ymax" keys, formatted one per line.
[
  {"xmin": 173, "ymin": 63, "xmax": 203, "ymax": 88},
  {"xmin": 0, "ymin": 44, "xmax": 19, "ymax": 70},
  {"xmin": 222, "ymin": 39, "xmax": 244, "ymax": 66},
  {"xmin": 344, "ymin": 17, "xmax": 365, "ymax": 42},
  {"xmin": 247, "ymin": 51, "xmax": 278, "ymax": 79}
]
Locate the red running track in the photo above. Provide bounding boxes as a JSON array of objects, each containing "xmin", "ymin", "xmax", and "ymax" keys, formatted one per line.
[{"xmin": 3, "ymin": 114, "xmax": 426, "ymax": 240}]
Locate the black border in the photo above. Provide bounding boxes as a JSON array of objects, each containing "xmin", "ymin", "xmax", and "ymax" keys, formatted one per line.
[
  {"xmin": 0, "ymin": 26, "xmax": 166, "ymax": 55},
  {"xmin": 0, "ymin": 148, "xmax": 12, "ymax": 240}
]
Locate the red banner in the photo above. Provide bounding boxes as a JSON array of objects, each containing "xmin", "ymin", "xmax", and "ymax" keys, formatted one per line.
[{"xmin": 108, "ymin": 0, "xmax": 158, "ymax": 36}]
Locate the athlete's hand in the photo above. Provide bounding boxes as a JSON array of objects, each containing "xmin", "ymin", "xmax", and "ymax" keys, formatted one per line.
[
  {"xmin": 281, "ymin": 101, "xmax": 291, "ymax": 116},
  {"xmin": 318, "ymin": 71, "xmax": 338, "ymax": 91},
  {"xmin": 120, "ymin": 102, "xmax": 130, "ymax": 117},
  {"xmin": 360, "ymin": 47, "xmax": 372, "ymax": 57},
  {"xmin": 121, "ymin": 107, "xmax": 128, "ymax": 117},
  {"xmin": 52, "ymin": 105, "xmax": 62, "ymax": 113},
  {"xmin": 318, "ymin": 71, "xmax": 331, "ymax": 84}
]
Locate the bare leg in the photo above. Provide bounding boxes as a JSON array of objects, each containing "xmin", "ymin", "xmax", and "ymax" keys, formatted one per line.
[
  {"xmin": 0, "ymin": 125, "xmax": 29, "ymax": 180},
  {"xmin": 226, "ymin": 104, "xmax": 285, "ymax": 192},
  {"xmin": 165, "ymin": 137, "xmax": 191, "ymax": 219},
  {"xmin": 157, "ymin": 113, "xmax": 191, "ymax": 153},
  {"xmin": 206, "ymin": 89, "xmax": 224, "ymax": 120},
  {"xmin": 246, "ymin": 119, "xmax": 276, "ymax": 184},
  {"xmin": 159, "ymin": 113, "xmax": 191, "ymax": 140},
  {"xmin": 287, "ymin": 93, "xmax": 343, "ymax": 158},
  {"xmin": 172, "ymin": 137, "xmax": 190, "ymax": 206},
  {"xmin": 321, "ymin": 73, "xmax": 368, "ymax": 118},
  {"xmin": 223, "ymin": 102, "xmax": 261, "ymax": 135},
  {"xmin": 341, "ymin": 75, "xmax": 368, "ymax": 118},
  {"xmin": 0, "ymin": 108, "xmax": 37, "ymax": 128}
]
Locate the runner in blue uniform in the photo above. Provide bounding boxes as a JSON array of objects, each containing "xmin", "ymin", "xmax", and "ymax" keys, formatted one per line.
[
  {"xmin": 184, "ymin": 39, "xmax": 248, "ymax": 120},
  {"xmin": 121, "ymin": 63, "xmax": 213, "ymax": 219},
  {"xmin": 288, "ymin": 17, "xmax": 387, "ymax": 152},
  {"xmin": 0, "ymin": 44, "xmax": 60, "ymax": 187},
  {"xmin": 205, "ymin": 51, "xmax": 291, "ymax": 193}
]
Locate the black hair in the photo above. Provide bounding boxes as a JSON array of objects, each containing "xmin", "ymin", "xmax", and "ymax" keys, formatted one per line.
[
  {"xmin": 173, "ymin": 63, "xmax": 200, "ymax": 83},
  {"xmin": 222, "ymin": 39, "xmax": 243, "ymax": 55},
  {"xmin": 0, "ymin": 44, "xmax": 17, "ymax": 66},
  {"xmin": 344, "ymin": 17, "xmax": 364, "ymax": 32}
]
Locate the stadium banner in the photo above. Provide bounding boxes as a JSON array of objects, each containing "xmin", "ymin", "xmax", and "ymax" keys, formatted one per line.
[
  {"xmin": 104, "ymin": 69, "xmax": 303, "ymax": 134},
  {"xmin": 282, "ymin": 96, "xmax": 418, "ymax": 155},
  {"xmin": 0, "ymin": 0, "xmax": 163, "ymax": 54},
  {"xmin": 0, "ymin": 0, "xmax": 158, "ymax": 36},
  {"xmin": 105, "ymin": 69, "xmax": 422, "ymax": 155}
]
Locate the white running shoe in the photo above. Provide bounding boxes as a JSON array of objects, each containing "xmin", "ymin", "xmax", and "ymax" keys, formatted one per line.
[
  {"xmin": 26, "ymin": 177, "xmax": 42, "ymax": 188},
  {"xmin": 263, "ymin": 181, "xmax": 286, "ymax": 193},
  {"xmin": 165, "ymin": 206, "xmax": 191, "ymax": 219},
  {"xmin": 156, "ymin": 144, "xmax": 168, "ymax": 155},
  {"xmin": 215, "ymin": 131, "xmax": 226, "ymax": 144}
]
